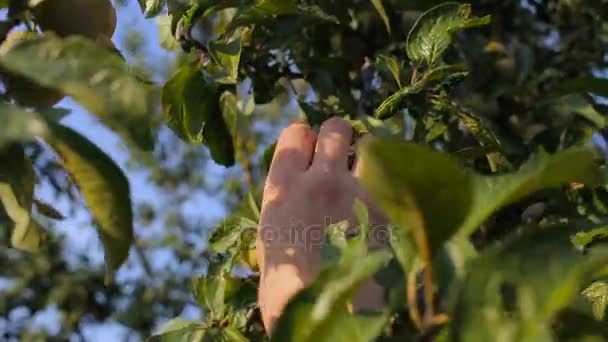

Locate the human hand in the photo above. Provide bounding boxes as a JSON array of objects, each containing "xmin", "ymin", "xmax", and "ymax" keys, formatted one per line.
[{"xmin": 256, "ymin": 117, "xmax": 387, "ymax": 333}]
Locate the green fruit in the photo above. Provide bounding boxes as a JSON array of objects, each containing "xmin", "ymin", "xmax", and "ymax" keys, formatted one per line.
[
  {"xmin": 35, "ymin": 0, "xmax": 117, "ymax": 40},
  {"xmin": 0, "ymin": 31, "xmax": 64, "ymax": 109},
  {"xmin": 240, "ymin": 248, "xmax": 259, "ymax": 271}
]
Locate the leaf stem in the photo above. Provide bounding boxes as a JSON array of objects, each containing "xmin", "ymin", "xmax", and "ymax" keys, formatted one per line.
[{"xmin": 407, "ymin": 269, "xmax": 423, "ymax": 330}]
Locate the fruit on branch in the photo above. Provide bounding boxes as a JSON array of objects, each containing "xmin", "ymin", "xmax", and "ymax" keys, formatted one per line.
[
  {"xmin": 240, "ymin": 248, "xmax": 259, "ymax": 271},
  {"xmin": 34, "ymin": 0, "xmax": 117, "ymax": 40},
  {"xmin": 0, "ymin": 31, "xmax": 64, "ymax": 108}
]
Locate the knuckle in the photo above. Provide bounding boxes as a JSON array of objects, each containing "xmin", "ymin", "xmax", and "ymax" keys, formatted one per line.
[{"xmin": 321, "ymin": 117, "xmax": 351, "ymax": 133}]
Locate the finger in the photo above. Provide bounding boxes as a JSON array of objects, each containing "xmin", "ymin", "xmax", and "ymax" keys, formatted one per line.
[
  {"xmin": 268, "ymin": 122, "xmax": 317, "ymax": 186},
  {"xmin": 312, "ymin": 117, "xmax": 353, "ymax": 171}
]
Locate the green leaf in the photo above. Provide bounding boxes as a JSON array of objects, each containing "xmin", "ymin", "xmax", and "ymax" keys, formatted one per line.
[
  {"xmin": 359, "ymin": 139, "xmax": 601, "ymax": 264},
  {"xmin": 157, "ymin": 15, "xmax": 181, "ymax": 51},
  {"xmin": 433, "ymin": 237, "xmax": 477, "ymax": 296},
  {"xmin": 375, "ymin": 54, "xmax": 402, "ymax": 89},
  {"xmin": 324, "ymin": 311, "xmax": 389, "ymax": 341},
  {"xmin": 374, "ymin": 80, "xmax": 427, "ymax": 119},
  {"xmin": 162, "ymin": 63, "xmax": 235, "ymax": 166},
  {"xmin": 553, "ymin": 94, "xmax": 606, "ymax": 129},
  {"xmin": 582, "ymin": 280, "xmax": 608, "ymax": 320},
  {"xmin": 406, "ymin": 2, "xmax": 490, "ymax": 65},
  {"xmin": 207, "ymin": 34, "xmax": 242, "ymax": 84},
  {"xmin": 358, "ymin": 139, "xmax": 473, "ymax": 263},
  {"xmin": 148, "ymin": 318, "xmax": 207, "ymax": 342},
  {"xmin": 450, "ymin": 226, "xmax": 608, "ymax": 341},
  {"xmin": 202, "ymin": 258, "xmax": 232, "ymax": 320},
  {"xmin": 220, "ymin": 91, "xmax": 239, "ymax": 139},
  {"xmin": 271, "ymin": 241, "xmax": 391, "ymax": 342},
  {"xmin": 555, "ymin": 77, "xmax": 608, "ymax": 98},
  {"xmin": 572, "ymin": 226, "xmax": 608, "ymax": 248},
  {"xmin": 0, "ymin": 103, "xmax": 48, "ymax": 147},
  {"xmin": 369, "ymin": 0, "xmax": 390, "ymax": 34},
  {"xmin": 45, "ymin": 124, "xmax": 133, "ymax": 282},
  {"xmin": 0, "ymin": 144, "xmax": 47, "ymax": 252},
  {"xmin": 222, "ymin": 326, "xmax": 249, "ymax": 341},
  {"xmin": 0, "ymin": 34, "xmax": 154, "ymax": 150},
  {"xmin": 228, "ymin": 0, "xmax": 338, "ymax": 30},
  {"xmin": 459, "ymin": 147, "xmax": 601, "ymax": 237},
  {"xmin": 144, "ymin": 0, "xmax": 165, "ymax": 18}
]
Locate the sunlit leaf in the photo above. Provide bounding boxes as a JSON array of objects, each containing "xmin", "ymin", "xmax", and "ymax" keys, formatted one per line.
[
  {"xmin": 582, "ymin": 280, "xmax": 608, "ymax": 320},
  {"xmin": 156, "ymin": 15, "xmax": 181, "ymax": 51},
  {"xmin": 207, "ymin": 34, "xmax": 242, "ymax": 84},
  {"xmin": 374, "ymin": 80, "xmax": 427, "ymax": 119},
  {"xmin": 0, "ymin": 144, "xmax": 47, "ymax": 252},
  {"xmin": 0, "ymin": 34, "xmax": 154, "ymax": 150},
  {"xmin": 45, "ymin": 124, "xmax": 133, "ymax": 282},
  {"xmin": 0, "ymin": 103, "xmax": 48, "ymax": 147},
  {"xmin": 406, "ymin": 2, "xmax": 490, "ymax": 65},
  {"xmin": 369, "ymin": 0, "xmax": 390, "ymax": 34},
  {"xmin": 376, "ymin": 54, "xmax": 402, "ymax": 89},
  {"xmin": 143, "ymin": 0, "xmax": 165, "ymax": 18},
  {"xmin": 572, "ymin": 226, "xmax": 608, "ymax": 248}
]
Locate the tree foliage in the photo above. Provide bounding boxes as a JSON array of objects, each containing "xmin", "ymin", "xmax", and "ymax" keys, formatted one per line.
[{"xmin": 1, "ymin": 0, "xmax": 608, "ymax": 340}]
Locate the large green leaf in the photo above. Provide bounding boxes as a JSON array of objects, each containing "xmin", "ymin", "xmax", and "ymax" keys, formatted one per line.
[
  {"xmin": 227, "ymin": 0, "xmax": 338, "ymax": 30},
  {"xmin": 450, "ymin": 225, "xmax": 608, "ymax": 341},
  {"xmin": 0, "ymin": 144, "xmax": 47, "ymax": 252},
  {"xmin": 358, "ymin": 139, "xmax": 472, "ymax": 262},
  {"xmin": 0, "ymin": 102, "xmax": 48, "ymax": 147},
  {"xmin": 0, "ymin": 34, "xmax": 154, "ymax": 150},
  {"xmin": 459, "ymin": 147, "xmax": 600, "ymax": 237},
  {"xmin": 45, "ymin": 124, "xmax": 133, "ymax": 282},
  {"xmin": 406, "ymin": 2, "xmax": 490, "ymax": 65},
  {"xmin": 162, "ymin": 63, "xmax": 235, "ymax": 166},
  {"xmin": 359, "ymin": 139, "xmax": 601, "ymax": 263}
]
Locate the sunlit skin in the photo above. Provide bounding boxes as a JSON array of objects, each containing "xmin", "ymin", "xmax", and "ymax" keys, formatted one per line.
[{"xmin": 257, "ymin": 117, "xmax": 388, "ymax": 333}]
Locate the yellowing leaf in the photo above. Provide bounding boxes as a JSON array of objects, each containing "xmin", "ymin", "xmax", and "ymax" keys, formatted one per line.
[
  {"xmin": 45, "ymin": 124, "xmax": 133, "ymax": 282},
  {"xmin": 0, "ymin": 144, "xmax": 47, "ymax": 252}
]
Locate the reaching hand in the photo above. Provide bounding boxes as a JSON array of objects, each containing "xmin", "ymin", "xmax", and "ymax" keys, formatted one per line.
[{"xmin": 257, "ymin": 117, "xmax": 388, "ymax": 332}]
